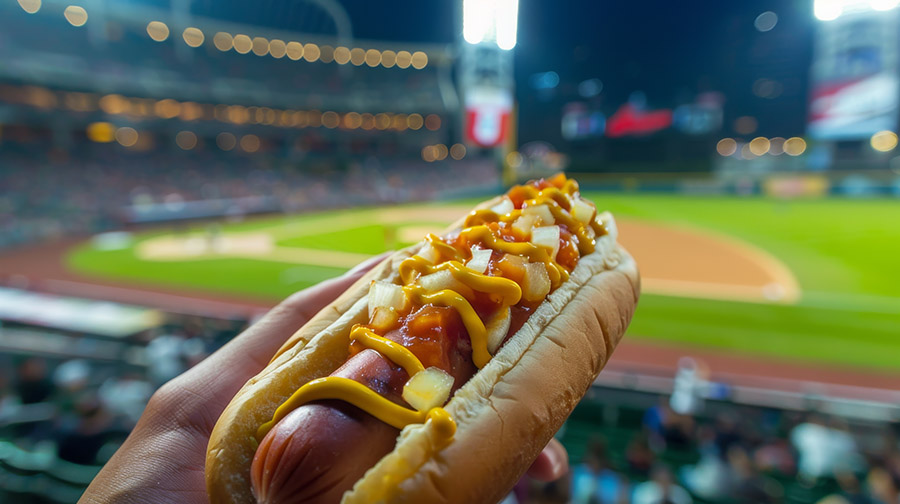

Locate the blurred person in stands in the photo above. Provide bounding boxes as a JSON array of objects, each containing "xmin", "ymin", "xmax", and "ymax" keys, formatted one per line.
[
  {"xmin": 835, "ymin": 469, "xmax": 876, "ymax": 504},
  {"xmin": 644, "ymin": 396, "xmax": 694, "ymax": 450},
  {"xmin": 632, "ymin": 464, "xmax": 692, "ymax": 504},
  {"xmin": 754, "ymin": 434, "xmax": 797, "ymax": 476},
  {"xmin": 571, "ymin": 440, "xmax": 630, "ymax": 504},
  {"xmin": 792, "ymin": 414, "xmax": 862, "ymax": 480},
  {"xmin": 53, "ymin": 359, "xmax": 91, "ymax": 411},
  {"xmin": 866, "ymin": 466, "xmax": 899, "ymax": 504},
  {"xmin": 56, "ymin": 393, "xmax": 128, "ymax": 465},
  {"xmin": 98, "ymin": 371, "xmax": 153, "ymax": 426},
  {"xmin": 0, "ymin": 364, "xmax": 21, "ymax": 422},
  {"xmin": 681, "ymin": 424, "xmax": 734, "ymax": 500},
  {"xmin": 669, "ymin": 357, "xmax": 708, "ymax": 416},
  {"xmin": 145, "ymin": 328, "xmax": 189, "ymax": 386},
  {"xmin": 728, "ymin": 445, "xmax": 779, "ymax": 503},
  {"xmin": 15, "ymin": 357, "xmax": 54, "ymax": 404},
  {"xmin": 627, "ymin": 433, "xmax": 656, "ymax": 478}
]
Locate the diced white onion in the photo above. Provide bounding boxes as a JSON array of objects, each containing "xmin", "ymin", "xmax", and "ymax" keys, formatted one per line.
[
  {"xmin": 522, "ymin": 262, "xmax": 551, "ymax": 302},
  {"xmin": 416, "ymin": 243, "xmax": 440, "ymax": 264},
  {"xmin": 485, "ymin": 307, "xmax": 512, "ymax": 354},
  {"xmin": 531, "ymin": 225, "xmax": 560, "ymax": 259},
  {"xmin": 418, "ymin": 269, "xmax": 468, "ymax": 294},
  {"xmin": 511, "ymin": 214, "xmax": 538, "ymax": 238},
  {"xmin": 368, "ymin": 281, "xmax": 408, "ymax": 318},
  {"xmin": 523, "ymin": 204, "xmax": 555, "ymax": 225},
  {"xmin": 571, "ymin": 198, "xmax": 596, "ymax": 225},
  {"xmin": 466, "ymin": 248, "xmax": 492, "ymax": 274},
  {"xmin": 403, "ymin": 367, "xmax": 454, "ymax": 411},
  {"xmin": 491, "ymin": 197, "xmax": 515, "ymax": 216},
  {"xmin": 370, "ymin": 306, "xmax": 399, "ymax": 331}
]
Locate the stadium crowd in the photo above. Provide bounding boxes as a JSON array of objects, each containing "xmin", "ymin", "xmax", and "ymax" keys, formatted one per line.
[
  {"xmin": 0, "ymin": 144, "xmax": 497, "ymax": 249},
  {"xmin": 522, "ymin": 396, "xmax": 900, "ymax": 504},
  {"xmin": 2, "ymin": 308, "xmax": 899, "ymax": 504}
]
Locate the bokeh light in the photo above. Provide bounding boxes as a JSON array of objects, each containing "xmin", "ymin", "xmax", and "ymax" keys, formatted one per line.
[
  {"xmin": 251, "ymin": 37, "xmax": 270, "ymax": 56},
  {"xmin": 769, "ymin": 137, "xmax": 786, "ymax": 155},
  {"xmin": 749, "ymin": 137, "xmax": 771, "ymax": 156},
  {"xmin": 422, "ymin": 146, "xmax": 435, "ymax": 162},
  {"xmin": 64, "ymin": 6, "xmax": 88, "ymax": 27},
  {"xmin": 870, "ymin": 130, "xmax": 898, "ymax": 152},
  {"xmin": 783, "ymin": 137, "xmax": 807, "ymax": 156},
  {"xmin": 334, "ymin": 47, "xmax": 351, "ymax": 64},
  {"xmin": 232, "ymin": 34, "xmax": 252, "ymax": 54},
  {"xmin": 216, "ymin": 132, "xmax": 236, "ymax": 151},
  {"xmin": 349, "ymin": 48, "xmax": 366, "ymax": 66},
  {"xmin": 17, "ymin": 0, "xmax": 41, "ymax": 14},
  {"xmin": 303, "ymin": 43, "xmax": 320, "ymax": 62},
  {"xmin": 754, "ymin": 11, "xmax": 778, "ymax": 32},
  {"xmin": 213, "ymin": 32, "xmax": 233, "ymax": 51},
  {"xmin": 115, "ymin": 127, "xmax": 139, "ymax": 147},
  {"xmin": 86, "ymin": 122, "xmax": 115, "ymax": 143},
  {"xmin": 147, "ymin": 21, "xmax": 169, "ymax": 42},
  {"xmin": 396, "ymin": 51, "xmax": 412, "ymax": 69},
  {"xmin": 365, "ymin": 49, "xmax": 382, "ymax": 67},
  {"xmin": 286, "ymin": 41, "xmax": 304, "ymax": 60},
  {"xmin": 321, "ymin": 111, "xmax": 340, "ymax": 128},
  {"xmin": 319, "ymin": 45, "xmax": 335, "ymax": 63},
  {"xmin": 268, "ymin": 39, "xmax": 286, "ymax": 58},
  {"xmin": 182, "ymin": 27, "xmax": 204, "ymax": 47},
  {"xmin": 407, "ymin": 113, "xmax": 424, "ymax": 130},
  {"xmin": 716, "ymin": 138, "xmax": 737, "ymax": 156},
  {"xmin": 240, "ymin": 134, "xmax": 260, "ymax": 152},
  {"xmin": 381, "ymin": 50, "xmax": 397, "ymax": 68},
  {"xmin": 424, "ymin": 114, "xmax": 441, "ymax": 131},
  {"xmin": 411, "ymin": 51, "xmax": 428, "ymax": 69},
  {"xmin": 175, "ymin": 131, "xmax": 197, "ymax": 150},
  {"xmin": 450, "ymin": 143, "xmax": 467, "ymax": 160}
]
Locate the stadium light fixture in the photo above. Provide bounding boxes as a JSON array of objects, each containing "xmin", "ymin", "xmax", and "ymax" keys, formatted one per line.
[
  {"xmin": 814, "ymin": 0, "xmax": 899, "ymax": 20},
  {"xmin": 463, "ymin": 0, "xmax": 519, "ymax": 50}
]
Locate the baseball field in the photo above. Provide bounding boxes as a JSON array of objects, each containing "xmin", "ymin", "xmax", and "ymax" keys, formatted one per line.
[{"xmin": 66, "ymin": 193, "xmax": 900, "ymax": 371}]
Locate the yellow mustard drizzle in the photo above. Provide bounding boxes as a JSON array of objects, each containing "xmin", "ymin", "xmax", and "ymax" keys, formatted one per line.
[
  {"xmin": 257, "ymin": 176, "xmax": 600, "ymax": 445},
  {"xmin": 458, "ymin": 225, "xmax": 569, "ymax": 286},
  {"xmin": 256, "ymin": 377, "xmax": 455, "ymax": 440},
  {"xmin": 350, "ymin": 326, "xmax": 425, "ymax": 377},
  {"xmin": 398, "ymin": 257, "xmax": 523, "ymax": 306}
]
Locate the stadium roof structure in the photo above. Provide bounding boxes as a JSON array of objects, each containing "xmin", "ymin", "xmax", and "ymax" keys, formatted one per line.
[{"xmin": 0, "ymin": 0, "xmax": 458, "ymax": 115}]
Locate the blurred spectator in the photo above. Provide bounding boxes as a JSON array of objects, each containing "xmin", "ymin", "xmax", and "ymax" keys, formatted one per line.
[
  {"xmin": 866, "ymin": 466, "xmax": 898, "ymax": 504},
  {"xmin": 728, "ymin": 445, "xmax": 778, "ymax": 503},
  {"xmin": 571, "ymin": 441, "xmax": 630, "ymax": 504},
  {"xmin": 55, "ymin": 393, "xmax": 127, "ymax": 465},
  {"xmin": 145, "ymin": 329, "xmax": 189, "ymax": 386},
  {"xmin": 754, "ymin": 436, "xmax": 796, "ymax": 476},
  {"xmin": 15, "ymin": 357, "xmax": 54, "ymax": 404},
  {"xmin": 835, "ymin": 469, "xmax": 875, "ymax": 504},
  {"xmin": 669, "ymin": 357, "xmax": 708, "ymax": 415},
  {"xmin": 791, "ymin": 414, "xmax": 862, "ymax": 479},
  {"xmin": 98, "ymin": 372, "xmax": 153, "ymax": 425},
  {"xmin": 680, "ymin": 425, "xmax": 734, "ymax": 499},
  {"xmin": 626, "ymin": 434, "xmax": 655, "ymax": 478},
  {"xmin": 632, "ymin": 464, "xmax": 692, "ymax": 504}
]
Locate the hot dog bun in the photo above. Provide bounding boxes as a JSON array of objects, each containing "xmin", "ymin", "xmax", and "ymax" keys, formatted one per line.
[{"xmin": 206, "ymin": 200, "xmax": 640, "ymax": 503}]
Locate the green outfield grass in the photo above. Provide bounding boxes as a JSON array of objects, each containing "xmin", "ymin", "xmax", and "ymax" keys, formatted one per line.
[{"xmin": 67, "ymin": 194, "xmax": 900, "ymax": 371}]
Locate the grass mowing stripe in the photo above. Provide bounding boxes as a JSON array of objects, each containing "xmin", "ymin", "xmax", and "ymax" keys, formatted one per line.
[{"xmin": 630, "ymin": 294, "xmax": 900, "ymax": 370}]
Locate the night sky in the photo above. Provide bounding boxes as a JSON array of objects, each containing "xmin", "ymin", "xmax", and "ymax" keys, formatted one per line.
[{"xmin": 179, "ymin": 0, "xmax": 816, "ymax": 144}]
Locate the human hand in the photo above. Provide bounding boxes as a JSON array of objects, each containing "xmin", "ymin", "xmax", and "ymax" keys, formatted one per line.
[{"xmin": 81, "ymin": 255, "xmax": 568, "ymax": 503}]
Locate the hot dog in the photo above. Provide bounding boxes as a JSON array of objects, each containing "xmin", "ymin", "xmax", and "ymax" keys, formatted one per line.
[{"xmin": 206, "ymin": 174, "xmax": 640, "ymax": 504}]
